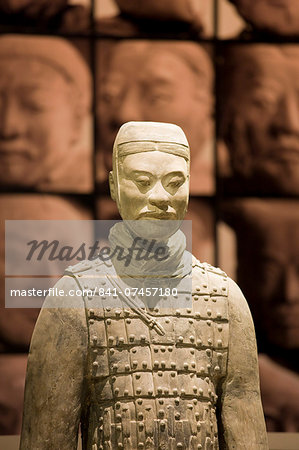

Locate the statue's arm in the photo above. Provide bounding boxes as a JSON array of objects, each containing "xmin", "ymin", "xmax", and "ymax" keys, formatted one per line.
[
  {"xmin": 218, "ymin": 278, "xmax": 268, "ymax": 449},
  {"xmin": 19, "ymin": 276, "xmax": 88, "ymax": 450}
]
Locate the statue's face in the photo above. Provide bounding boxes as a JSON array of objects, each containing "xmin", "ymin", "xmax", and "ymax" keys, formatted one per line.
[
  {"xmin": 232, "ymin": 0, "xmax": 299, "ymax": 35},
  {"xmin": 99, "ymin": 42, "xmax": 212, "ymax": 174},
  {"xmin": 0, "ymin": 0, "xmax": 67, "ymax": 18},
  {"xmin": 237, "ymin": 203, "xmax": 299, "ymax": 349},
  {"xmin": 0, "ymin": 57, "xmax": 77, "ymax": 188},
  {"xmin": 114, "ymin": 149, "xmax": 189, "ymax": 223},
  {"xmin": 225, "ymin": 47, "xmax": 299, "ymax": 194}
]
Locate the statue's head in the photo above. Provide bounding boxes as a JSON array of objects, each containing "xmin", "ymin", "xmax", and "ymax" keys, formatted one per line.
[
  {"xmin": 221, "ymin": 44, "xmax": 299, "ymax": 194},
  {"xmin": 109, "ymin": 121, "xmax": 190, "ymax": 237},
  {"xmin": 0, "ymin": 35, "xmax": 91, "ymax": 189},
  {"xmin": 98, "ymin": 41, "xmax": 213, "ymax": 178},
  {"xmin": 229, "ymin": 0, "xmax": 299, "ymax": 36}
]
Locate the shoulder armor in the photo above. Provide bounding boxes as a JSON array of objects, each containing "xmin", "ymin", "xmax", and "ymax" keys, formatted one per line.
[
  {"xmin": 64, "ymin": 257, "xmax": 113, "ymax": 276},
  {"xmin": 192, "ymin": 256, "xmax": 229, "ymax": 297}
]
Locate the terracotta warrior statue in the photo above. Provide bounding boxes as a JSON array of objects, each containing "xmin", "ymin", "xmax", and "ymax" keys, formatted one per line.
[{"xmin": 20, "ymin": 122, "xmax": 267, "ymax": 449}]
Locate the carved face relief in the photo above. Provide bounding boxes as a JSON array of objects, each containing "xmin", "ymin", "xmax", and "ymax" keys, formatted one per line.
[
  {"xmin": 231, "ymin": 0, "xmax": 299, "ymax": 35},
  {"xmin": 99, "ymin": 42, "xmax": 213, "ymax": 175},
  {"xmin": 112, "ymin": 150, "xmax": 189, "ymax": 224},
  {"xmin": 234, "ymin": 201, "xmax": 299, "ymax": 349},
  {"xmin": 0, "ymin": 57, "xmax": 77, "ymax": 188},
  {"xmin": 223, "ymin": 46, "xmax": 299, "ymax": 194}
]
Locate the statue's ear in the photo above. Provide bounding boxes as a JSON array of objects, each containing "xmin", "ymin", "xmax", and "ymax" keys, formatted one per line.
[{"xmin": 109, "ymin": 171, "xmax": 116, "ymax": 202}]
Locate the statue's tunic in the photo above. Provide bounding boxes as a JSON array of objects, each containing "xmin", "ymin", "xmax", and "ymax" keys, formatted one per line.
[{"xmin": 65, "ymin": 256, "xmax": 229, "ymax": 450}]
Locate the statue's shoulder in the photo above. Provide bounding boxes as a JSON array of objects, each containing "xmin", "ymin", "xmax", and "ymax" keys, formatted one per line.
[
  {"xmin": 64, "ymin": 258, "xmax": 115, "ymax": 287},
  {"xmin": 192, "ymin": 256, "xmax": 229, "ymax": 297}
]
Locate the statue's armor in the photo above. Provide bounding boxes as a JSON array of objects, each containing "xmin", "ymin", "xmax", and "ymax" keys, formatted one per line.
[{"xmin": 66, "ymin": 257, "xmax": 229, "ymax": 450}]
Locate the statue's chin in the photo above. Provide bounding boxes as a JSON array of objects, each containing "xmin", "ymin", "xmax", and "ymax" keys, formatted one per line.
[{"xmin": 125, "ymin": 219, "xmax": 181, "ymax": 241}]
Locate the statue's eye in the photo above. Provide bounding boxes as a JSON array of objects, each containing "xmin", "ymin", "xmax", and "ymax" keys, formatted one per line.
[
  {"xmin": 136, "ymin": 177, "xmax": 151, "ymax": 187},
  {"xmin": 167, "ymin": 178, "xmax": 184, "ymax": 189}
]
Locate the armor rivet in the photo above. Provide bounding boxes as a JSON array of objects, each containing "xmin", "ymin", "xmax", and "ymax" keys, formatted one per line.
[
  {"xmin": 212, "ymin": 298, "xmax": 217, "ymax": 302},
  {"xmin": 213, "ymin": 288, "xmax": 217, "ymax": 293},
  {"xmin": 171, "ymin": 372, "xmax": 176, "ymax": 377},
  {"xmin": 137, "ymin": 399, "xmax": 143, "ymax": 405},
  {"xmin": 218, "ymin": 325, "xmax": 223, "ymax": 332},
  {"xmin": 200, "ymin": 366, "xmax": 205, "ymax": 374},
  {"xmin": 177, "ymin": 443, "xmax": 183, "ymax": 449},
  {"xmin": 138, "ymin": 424, "xmax": 144, "ymax": 432},
  {"xmin": 89, "ymin": 319, "xmax": 94, "ymax": 325},
  {"xmin": 132, "ymin": 348, "xmax": 137, "ymax": 354},
  {"xmin": 148, "ymin": 389, "xmax": 153, "ymax": 396},
  {"xmin": 176, "ymin": 309, "xmax": 181, "ymax": 316},
  {"xmin": 92, "ymin": 361, "xmax": 98, "ymax": 367},
  {"xmin": 159, "ymin": 399, "xmax": 164, "ymax": 405},
  {"xmin": 115, "ymin": 310, "xmax": 121, "ymax": 316},
  {"xmin": 171, "ymin": 362, "xmax": 176, "ymax": 369},
  {"xmin": 190, "ymin": 350, "xmax": 195, "ymax": 355},
  {"xmin": 193, "ymin": 386, "xmax": 197, "ymax": 393},
  {"xmin": 165, "ymin": 318, "xmax": 170, "ymax": 324},
  {"xmin": 136, "ymin": 388, "xmax": 141, "ymax": 394},
  {"xmin": 184, "ymin": 362, "xmax": 188, "ymax": 370},
  {"xmin": 89, "ymin": 309, "xmax": 94, "ymax": 316},
  {"xmin": 207, "ymin": 309, "xmax": 212, "ymax": 316},
  {"xmin": 138, "ymin": 443, "xmax": 144, "ymax": 448},
  {"xmin": 157, "ymin": 387, "xmax": 162, "ymax": 394},
  {"xmin": 124, "ymin": 309, "xmax": 130, "ymax": 316},
  {"xmin": 216, "ymin": 312, "xmax": 222, "ymax": 319},
  {"xmin": 118, "ymin": 337, "xmax": 124, "ymax": 344},
  {"xmin": 142, "ymin": 361, "xmax": 147, "ymax": 368},
  {"xmin": 154, "ymin": 360, "xmax": 159, "ymax": 367},
  {"xmin": 92, "ymin": 335, "xmax": 98, "ymax": 343},
  {"xmin": 187, "ymin": 308, "xmax": 192, "ymax": 314},
  {"xmin": 189, "ymin": 335, "xmax": 195, "ymax": 342},
  {"xmin": 215, "ymin": 365, "xmax": 220, "ymax": 372},
  {"xmin": 175, "ymin": 412, "xmax": 180, "ymax": 420},
  {"xmin": 116, "ymin": 414, "xmax": 122, "ymax": 421},
  {"xmin": 204, "ymin": 296, "xmax": 209, "ymax": 302},
  {"xmin": 194, "ymin": 295, "xmax": 199, "ymax": 301},
  {"xmin": 160, "ymin": 421, "xmax": 166, "ymax": 430},
  {"xmin": 207, "ymin": 320, "xmax": 212, "ymax": 326},
  {"xmin": 168, "ymin": 346, "xmax": 173, "ymax": 352},
  {"xmin": 199, "ymin": 388, "xmax": 203, "ymax": 396},
  {"xmin": 133, "ymin": 361, "xmax": 138, "ymax": 367},
  {"xmin": 125, "ymin": 364, "xmax": 130, "ymax": 371},
  {"xmin": 116, "ymin": 402, "xmax": 121, "ymax": 408},
  {"xmin": 195, "ymin": 412, "xmax": 200, "ymax": 420},
  {"xmin": 186, "ymin": 295, "xmax": 191, "ymax": 301},
  {"xmin": 222, "ymin": 287, "xmax": 226, "ymax": 291},
  {"xmin": 195, "ymin": 286, "xmax": 200, "ymax": 292},
  {"xmin": 93, "ymin": 349, "xmax": 98, "ymax": 355},
  {"xmin": 136, "ymin": 374, "xmax": 141, "ymax": 379},
  {"xmin": 187, "ymin": 403, "xmax": 193, "ymax": 410},
  {"xmin": 159, "ymin": 409, "xmax": 165, "ymax": 418},
  {"xmin": 164, "ymin": 388, "xmax": 169, "ymax": 395},
  {"xmin": 158, "ymin": 371, "xmax": 163, "ymax": 377},
  {"xmin": 207, "ymin": 363, "xmax": 211, "ymax": 370},
  {"xmin": 154, "ymin": 347, "xmax": 158, "ymax": 352},
  {"xmin": 217, "ymin": 340, "xmax": 223, "ymax": 347},
  {"xmin": 108, "ymin": 336, "xmax": 114, "ymax": 343},
  {"xmin": 195, "ymin": 313, "xmax": 201, "ymax": 319},
  {"xmin": 126, "ymin": 318, "xmax": 131, "ymax": 324},
  {"xmin": 208, "ymin": 389, "xmax": 212, "ymax": 395},
  {"xmin": 117, "ymin": 439, "xmax": 122, "ymax": 445},
  {"xmin": 205, "ymin": 377, "xmax": 209, "ymax": 383},
  {"xmin": 161, "ymin": 361, "xmax": 166, "ymax": 368},
  {"xmin": 114, "ymin": 388, "xmax": 119, "ymax": 395},
  {"xmin": 138, "ymin": 412, "xmax": 144, "ymax": 420},
  {"xmin": 161, "ymin": 346, "xmax": 166, "ymax": 352},
  {"xmin": 124, "ymin": 390, "xmax": 129, "ymax": 396},
  {"xmin": 203, "ymin": 284, "xmax": 208, "ymax": 288},
  {"xmin": 191, "ymin": 362, "xmax": 196, "ymax": 368},
  {"xmin": 208, "ymin": 338, "xmax": 213, "ymax": 345},
  {"xmin": 206, "ymin": 349, "xmax": 212, "ymax": 357},
  {"xmin": 197, "ymin": 339, "xmax": 202, "ymax": 346},
  {"xmin": 178, "ymin": 336, "xmax": 184, "ymax": 343},
  {"xmin": 112, "ymin": 363, "xmax": 118, "ymax": 370},
  {"xmin": 140, "ymin": 335, "xmax": 146, "ymax": 341},
  {"xmin": 181, "ymin": 389, "xmax": 185, "ymax": 395},
  {"xmin": 129, "ymin": 334, "xmax": 135, "ymax": 341},
  {"xmin": 193, "ymin": 399, "xmax": 198, "ymax": 405},
  {"xmin": 175, "ymin": 398, "xmax": 180, "ymax": 405},
  {"xmin": 154, "ymin": 307, "xmax": 159, "ymax": 312},
  {"xmin": 106, "ymin": 307, "xmax": 111, "ymax": 312},
  {"xmin": 106, "ymin": 319, "xmax": 111, "ymax": 325}
]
